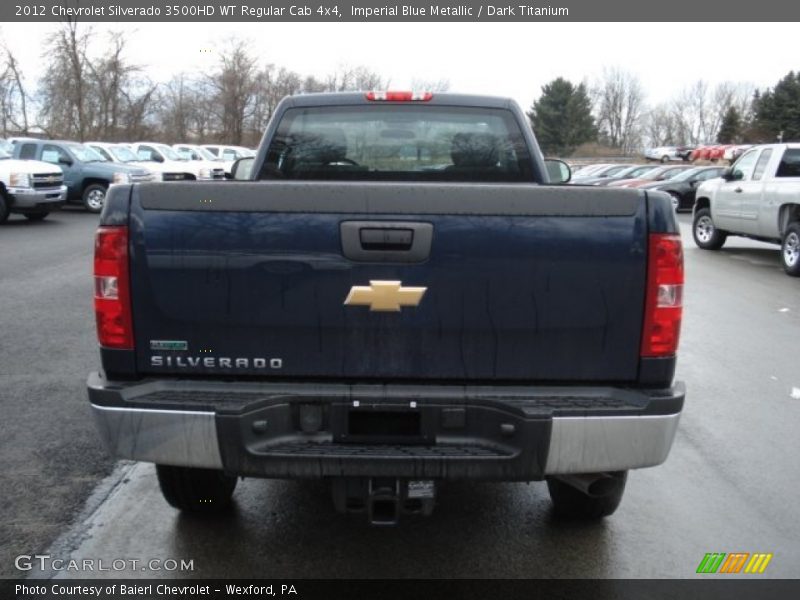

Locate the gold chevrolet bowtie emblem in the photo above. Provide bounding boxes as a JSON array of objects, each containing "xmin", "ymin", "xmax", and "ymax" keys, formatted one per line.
[{"xmin": 344, "ymin": 280, "xmax": 427, "ymax": 312}]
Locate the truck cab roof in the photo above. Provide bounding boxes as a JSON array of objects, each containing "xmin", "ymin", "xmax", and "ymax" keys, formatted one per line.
[{"xmin": 282, "ymin": 91, "xmax": 517, "ymax": 109}]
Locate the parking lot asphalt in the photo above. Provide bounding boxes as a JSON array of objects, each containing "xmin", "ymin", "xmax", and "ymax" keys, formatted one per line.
[
  {"xmin": 2, "ymin": 209, "xmax": 799, "ymax": 579},
  {"xmin": 0, "ymin": 210, "xmax": 114, "ymax": 578}
]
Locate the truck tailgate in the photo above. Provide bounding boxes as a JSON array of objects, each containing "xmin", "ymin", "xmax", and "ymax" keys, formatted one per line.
[{"xmin": 128, "ymin": 181, "xmax": 648, "ymax": 382}]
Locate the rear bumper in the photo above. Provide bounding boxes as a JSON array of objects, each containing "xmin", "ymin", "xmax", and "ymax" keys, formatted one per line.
[{"xmin": 87, "ymin": 373, "xmax": 684, "ymax": 480}]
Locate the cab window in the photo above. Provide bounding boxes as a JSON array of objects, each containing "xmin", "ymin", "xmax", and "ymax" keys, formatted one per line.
[
  {"xmin": 92, "ymin": 147, "xmax": 113, "ymax": 162},
  {"xmin": 137, "ymin": 145, "xmax": 156, "ymax": 161},
  {"xmin": 262, "ymin": 105, "xmax": 534, "ymax": 183},
  {"xmin": 776, "ymin": 148, "xmax": 800, "ymax": 177},
  {"xmin": 731, "ymin": 149, "xmax": 760, "ymax": 180},
  {"xmin": 42, "ymin": 144, "xmax": 70, "ymax": 165},
  {"xmin": 752, "ymin": 149, "xmax": 773, "ymax": 181},
  {"xmin": 19, "ymin": 143, "xmax": 37, "ymax": 160}
]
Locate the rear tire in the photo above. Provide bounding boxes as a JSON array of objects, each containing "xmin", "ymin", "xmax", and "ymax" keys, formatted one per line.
[
  {"xmin": 547, "ymin": 472, "xmax": 628, "ymax": 520},
  {"xmin": 155, "ymin": 464, "xmax": 237, "ymax": 514},
  {"xmin": 661, "ymin": 155, "xmax": 670, "ymax": 163},
  {"xmin": 82, "ymin": 183, "xmax": 107, "ymax": 213},
  {"xmin": 0, "ymin": 190, "xmax": 10, "ymax": 224},
  {"xmin": 24, "ymin": 212, "xmax": 49, "ymax": 222},
  {"xmin": 693, "ymin": 208, "xmax": 727, "ymax": 250},
  {"xmin": 781, "ymin": 223, "xmax": 800, "ymax": 277}
]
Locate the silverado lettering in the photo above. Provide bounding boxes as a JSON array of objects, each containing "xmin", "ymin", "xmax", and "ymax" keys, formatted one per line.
[
  {"xmin": 88, "ymin": 91, "xmax": 686, "ymax": 524},
  {"xmin": 149, "ymin": 356, "xmax": 282, "ymax": 369}
]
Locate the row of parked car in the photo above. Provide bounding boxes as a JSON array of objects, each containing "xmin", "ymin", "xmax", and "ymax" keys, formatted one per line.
[
  {"xmin": 569, "ymin": 162, "xmax": 725, "ymax": 211},
  {"xmin": 0, "ymin": 137, "xmax": 255, "ymax": 223},
  {"xmin": 644, "ymin": 144, "xmax": 753, "ymax": 164}
]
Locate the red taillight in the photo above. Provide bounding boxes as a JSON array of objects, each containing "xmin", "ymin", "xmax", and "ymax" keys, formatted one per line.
[
  {"xmin": 641, "ymin": 234, "xmax": 684, "ymax": 357},
  {"xmin": 94, "ymin": 226, "xmax": 133, "ymax": 349},
  {"xmin": 365, "ymin": 91, "xmax": 433, "ymax": 102}
]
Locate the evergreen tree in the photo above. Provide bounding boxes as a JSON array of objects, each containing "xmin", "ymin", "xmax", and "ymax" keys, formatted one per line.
[
  {"xmin": 752, "ymin": 71, "xmax": 800, "ymax": 141},
  {"xmin": 717, "ymin": 106, "xmax": 741, "ymax": 143},
  {"xmin": 527, "ymin": 78, "xmax": 597, "ymax": 156}
]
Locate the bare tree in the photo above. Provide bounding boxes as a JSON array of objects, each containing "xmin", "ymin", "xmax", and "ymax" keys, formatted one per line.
[
  {"xmin": 669, "ymin": 80, "xmax": 756, "ymax": 145},
  {"xmin": 86, "ymin": 32, "xmax": 127, "ymax": 140},
  {"xmin": 302, "ymin": 75, "xmax": 327, "ymax": 93},
  {"xmin": 410, "ymin": 78, "xmax": 450, "ymax": 92},
  {"xmin": 155, "ymin": 74, "xmax": 200, "ymax": 142},
  {"xmin": 189, "ymin": 82, "xmax": 218, "ymax": 142},
  {"xmin": 84, "ymin": 31, "xmax": 156, "ymax": 141},
  {"xmin": 38, "ymin": 24, "xmax": 158, "ymax": 141},
  {"xmin": 118, "ymin": 75, "xmax": 158, "ymax": 141},
  {"xmin": 38, "ymin": 19, "xmax": 92, "ymax": 139},
  {"xmin": 27, "ymin": 29, "xmax": 406, "ymax": 145},
  {"xmin": 593, "ymin": 67, "xmax": 645, "ymax": 153},
  {"xmin": 206, "ymin": 40, "xmax": 258, "ymax": 144},
  {"xmin": 644, "ymin": 104, "xmax": 680, "ymax": 147},
  {"xmin": 324, "ymin": 65, "xmax": 388, "ymax": 92},
  {"xmin": 0, "ymin": 42, "xmax": 30, "ymax": 134},
  {"xmin": 249, "ymin": 65, "xmax": 303, "ymax": 143},
  {"xmin": 671, "ymin": 80, "xmax": 710, "ymax": 145}
]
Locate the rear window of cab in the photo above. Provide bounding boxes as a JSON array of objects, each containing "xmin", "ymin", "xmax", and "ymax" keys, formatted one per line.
[{"xmin": 260, "ymin": 105, "xmax": 534, "ymax": 182}]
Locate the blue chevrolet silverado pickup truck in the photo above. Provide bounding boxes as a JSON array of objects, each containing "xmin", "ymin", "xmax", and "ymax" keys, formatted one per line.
[{"xmin": 87, "ymin": 91, "xmax": 685, "ymax": 524}]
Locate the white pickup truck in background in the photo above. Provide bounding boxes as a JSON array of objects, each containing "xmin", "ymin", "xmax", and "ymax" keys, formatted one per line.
[
  {"xmin": 130, "ymin": 142, "xmax": 226, "ymax": 181},
  {"xmin": 0, "ymin": 146, "xmax": 67, "ymax": 223},
  {"xmin": 692, "ymin": 143, "xmax": 800, "ymax": 276}
]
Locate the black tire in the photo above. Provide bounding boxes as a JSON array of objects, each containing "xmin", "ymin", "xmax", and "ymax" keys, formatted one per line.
[
  {"xmin": 155, "ymin": 464, "xmax": 237, "ymax": 514},
  {"xmin": 0, "ymin": 189, "xmax": 10, "ymax": 224},
  {"xmin": 660, "ymin": 155, "xmax": 670, "ymax": 163},
  {"xmin": 82, "ymin": 183, "xmax": 107, "ymax": 213},
  {"xmin": 547, "ymin": 472, "xmax": 628, "ymax": 520},
  {"xmin": 24, "ymin": 212, "xmax": 49, "ymax": 222},
  {"xmin": 693, "ymin": 208, "xmax": 727, "ymax": 250},
  {"xmin": 781, "ymin": 222, "xmax": 800, "ymax": 277}
]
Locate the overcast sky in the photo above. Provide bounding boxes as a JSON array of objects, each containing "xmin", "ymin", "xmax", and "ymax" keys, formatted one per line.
[{"xmin": 1, "ymin": 22, "xmax": 797, "ymax": 109}]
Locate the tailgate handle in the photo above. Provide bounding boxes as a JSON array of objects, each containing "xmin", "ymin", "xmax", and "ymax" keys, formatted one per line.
[
  {"xmin": 341, "ymin": 221, "xmax": 433, "ymax": 263},
  {"xmin": 360, "ymin": 228, "xmax": 414, "ymax": 251}
]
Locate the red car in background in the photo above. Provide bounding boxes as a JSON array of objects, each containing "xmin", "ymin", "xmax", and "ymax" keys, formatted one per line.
[
  {"xmin": 690, "ymin": 146, "xmax": 712, "ymax": 161},
  {"xmin": 707, "ymin": 145, "xmax": 733, "ymax": 161},
  {"xmin": 691, "ymin": 145, "xmax": 741, "ymax": 162},
  {"xmin": 607, "ymin": 164, "xmax": 695, "ymax": 188}
]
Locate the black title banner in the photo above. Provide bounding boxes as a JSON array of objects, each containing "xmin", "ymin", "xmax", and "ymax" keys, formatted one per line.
[
  {"xmin": 2, "ymin": 0, "xmax": 798, "ymax": 22},
  {"xmin": 5, "ymin": 579, "xmax": 800, "ymax": 600}
]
